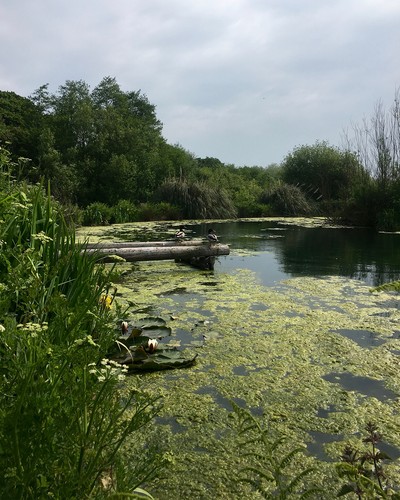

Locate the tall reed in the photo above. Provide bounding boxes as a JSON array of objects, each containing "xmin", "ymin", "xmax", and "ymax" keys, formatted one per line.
[{"xmin": 0, "ymin": 149, "xmax": 163, "ymax": 498}]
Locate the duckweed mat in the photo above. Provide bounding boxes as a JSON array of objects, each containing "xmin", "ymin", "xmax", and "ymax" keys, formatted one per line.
[
  {"xmin": 114, "ymin": 261, "xmax": 400, "ymax": 499},
  {"xmin": 77, "ymin": 222, "xmax": 400, "ymax": 498}
]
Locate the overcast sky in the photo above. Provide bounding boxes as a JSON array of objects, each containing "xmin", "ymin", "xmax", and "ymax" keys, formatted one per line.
[{"xmin": 1, "ymin": 0, "xmax": 399, "ymax": 166}]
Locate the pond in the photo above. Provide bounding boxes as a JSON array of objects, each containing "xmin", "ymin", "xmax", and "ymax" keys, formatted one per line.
[
  {"xmin": 78, "ymin": 218, "xmax": 400, "ymax": 498},
  {"xmin": 192, "ymin": 219, "xmax": 400, "ymax": 287},
  {"xmin": 91, "ymin": 217, "xmax": 400, "ymax": 287}
]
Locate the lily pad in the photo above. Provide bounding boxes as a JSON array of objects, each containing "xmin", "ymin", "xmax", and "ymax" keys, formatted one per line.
[
  {"xmin": 140, "ymin": 326, "xmax": 171, "ymax": 338},
  {"xmin": 139, "ymin": 316, "xmax": 167, "ymax": 328},
  {"xmin": 113, "ymin": 347, "xmax": 198, "ymax": 373}
]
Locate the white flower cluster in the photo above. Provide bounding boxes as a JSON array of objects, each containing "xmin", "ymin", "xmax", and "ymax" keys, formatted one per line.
[
  {"xmin": 32, "ymin": 231, "xmax": 54, "ymax": 243},
  {"xmin": 88, "ymin": 358, "xmax": 128, "ymax": 382},
  {"xmin": 17, "ymin": 322, "xmax": 48, "ymax": 337}
]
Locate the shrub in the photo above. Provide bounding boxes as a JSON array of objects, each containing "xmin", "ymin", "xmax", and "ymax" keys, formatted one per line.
[
  {"xmin": 260, "ymin": 182, "xmax": 314, "ymax": 216},
  {"xmin": 136, "ymin": 202, "xmax": 182, "ymax": 221},
  {"xmin": 0, "ymin": 154, "xmax": 163, "ymax": 497},
  {"xmin": 111, "ymin": 199, "xmax": 139, "ymax": 223},
  {"xmin": 156, "ymin": 178, "xmax": 237, "ymax": 219},
  {"xmin": 82, "ymin": 202, "xmax": 113, "ymax": 225}
]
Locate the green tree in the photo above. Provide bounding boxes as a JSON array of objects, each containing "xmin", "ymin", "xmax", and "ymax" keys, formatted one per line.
[
  {"xmin": 0, "ymin": 90, "xmax": 42, "ymax": 164},
  {"xmin": 282, "ymin": 141, "xmax": 362, "ymax": 202},
  {"xmin": 27, "ymin": 77, "xmax": 167, "ymax": 206}
]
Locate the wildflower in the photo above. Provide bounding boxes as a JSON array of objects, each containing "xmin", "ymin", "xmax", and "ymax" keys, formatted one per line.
[
  {"xmin": 73, "ymin": 335, "xmax": 99, "ymax": 348},
  {"xmin": 121, "ymin": 321, "xmax": 129, "ymax": 334},
  {"xmin": 147, "ymin": 339, "xmax": 158, "ymax": 353},
  {"xmin": 32, "ymin": 231, "xmax": 53, "ymax": 243},
  {"xmin": 100, "ymin": 294, "xmax": 113, "ymax": 309}
]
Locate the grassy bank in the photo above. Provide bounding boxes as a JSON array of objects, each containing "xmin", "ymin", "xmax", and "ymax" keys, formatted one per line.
[{"xmin": 0, "ymin": 148, "xmax": 162, "ymax": 498}]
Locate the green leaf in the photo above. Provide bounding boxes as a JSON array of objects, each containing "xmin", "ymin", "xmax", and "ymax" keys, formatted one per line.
[
  {"xmin": 337, "ymin": 484, "xmax": 356, "ymax": 497},
  {"xmin": 140, "ymin": 326, "xmax": 171, "ymax": 338},
  {"xmin": 126, "ymin": 351, "xmax": 198, "ymax": 372},
  {"xmin": 139, "ymin": 316, "xmax": 166, "ymax": 328}
]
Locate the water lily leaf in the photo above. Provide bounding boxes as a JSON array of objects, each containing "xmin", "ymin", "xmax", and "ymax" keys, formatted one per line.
[
  {"xmin": 140, "ymin": 326, "xmax": 171, "ymax": 338},
  {"xmin": 125, "ymin": 351, "xmax": 198, "ymax": 372},
  {"xmin": 128, "ymin": 327, "xmax": 142, "ymax": 338},
  {"xmin": 139, "ymin": 316, "xmax": 166, "ymax": 328}
]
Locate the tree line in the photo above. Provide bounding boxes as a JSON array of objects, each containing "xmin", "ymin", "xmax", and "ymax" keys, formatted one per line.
[{"xmin": 1, "ymin": 77, "xmax": 400, "ymax": 229}]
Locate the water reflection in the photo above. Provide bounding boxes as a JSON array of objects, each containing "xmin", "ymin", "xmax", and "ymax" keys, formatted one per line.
[{"xmin": 189, "ymin": 221, "xmax": 400, "ymax": 287}]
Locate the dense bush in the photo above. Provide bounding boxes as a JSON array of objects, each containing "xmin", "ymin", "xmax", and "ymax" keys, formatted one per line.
[
  {"xmin": 136, "ymin": 201, "xmax": 182, "ymax": 221},
  {"xmin": 0, "ymin": 149, "xmax": 163, "ymax": 498},
  {"xmin": 156, "ymin": 178, "xmax": 237, "ymax": 219},
  {"xmin": 260, "ymin": 182, "xmax": 315, "ymax": 216},
  {"xmin": 111, "ymin": 198, "xmax": 138, "ymax": 223},
  {"xmin": 82, "ymin": 202, "xmax": 113, "ymax": 225}
]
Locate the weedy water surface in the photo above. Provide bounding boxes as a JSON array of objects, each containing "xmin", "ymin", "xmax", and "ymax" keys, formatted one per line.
[{"xmin": 77, "ymin": 222, "xmax": 400, "ymax": 498}]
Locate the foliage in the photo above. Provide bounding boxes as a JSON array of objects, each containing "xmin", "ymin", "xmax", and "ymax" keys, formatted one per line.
[
  {"xmin": 0, "ymin": 150, "xmax": 164, "ymax": 498},
  {"xmin": 3, "ymin": 78, "xmax": 400, "ymax": 224},
  {"xmin": 27, "ymin": 77, "xmax": 166, "ymax": 206},
  {"xmin": 81, "ymin": 200, "xmax": 182, "ymax": 225},
  {"xmin": 231, "ymin": 402, "xmax": 322, "ymax": 499},
  {"xmin": 336, "ymin": 423, "xmax": 400, "ymax": 499},
  {"xmin": 260, "ymin": 182, "xmax": 315, "ymax": 216},
  {"xmin": 156, "ymin": 177, "xmax": 237, "ymax": 219},
  {"xmin": 83, "ymin": 202, "xmax": 114, "ymax": 226},
  {"xmin": 0, "ymin": 91, "xmax": 42, "ymax": 162},
  {"xmin": 136, "ymin": 202, "xmax": 182, "ymax": 222},
  {"xmin": 281, "ymin": 141, "xmax": 363, "ymax": 203},
  {"xmin": 112, "ymin": 199, "xmax": 139, "ymax": 223}
]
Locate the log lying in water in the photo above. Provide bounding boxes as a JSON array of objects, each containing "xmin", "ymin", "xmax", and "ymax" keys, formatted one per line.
[
  {"xmin": 85, "ymin": 242, "xmax": 230, "ymax": 266},
  {"xmin": 86, "ymin": 239, "xmax": 206, "ymax": 249}
]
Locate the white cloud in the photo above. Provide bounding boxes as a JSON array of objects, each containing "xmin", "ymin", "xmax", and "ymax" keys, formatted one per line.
[{"xmin": 0, "ymin": 0, "xmax": 399, "ymax": 165}]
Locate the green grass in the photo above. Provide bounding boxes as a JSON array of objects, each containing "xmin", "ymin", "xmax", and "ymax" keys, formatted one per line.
[{"xmin": 0, "ymin": 149, "xmax": 164, "ymax": 498}]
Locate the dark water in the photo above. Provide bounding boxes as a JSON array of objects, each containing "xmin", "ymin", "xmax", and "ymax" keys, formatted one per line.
[{"xmin": 188, "ymin": 221, "xmax": 400, "ymax": 287}]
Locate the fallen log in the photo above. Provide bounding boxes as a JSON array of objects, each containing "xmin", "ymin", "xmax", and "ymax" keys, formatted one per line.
[
  {"xmin": 85, "ymin": 239, "xmax": 206, "ymax": 249},
  {"xmin": 85, "ymin": 243, "xmax": 230, "ymax": 264}
]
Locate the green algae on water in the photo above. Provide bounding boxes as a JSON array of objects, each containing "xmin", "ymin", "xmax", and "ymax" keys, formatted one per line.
[
  {"xmin": 114, "ymin": 264, "xmax": 400, "ymax": 497},
  {"xmin": 78, "ymin": 222, "xmax": 400, "ymax": 498}
]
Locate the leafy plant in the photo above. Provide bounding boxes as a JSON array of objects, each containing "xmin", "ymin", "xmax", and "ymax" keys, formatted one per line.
[
  {"xmin": 156, "ymin": 177, "xmax": 237, "ymax": 219},
  {"xmin": 336, "ymin": 422, "xmax": 400, "ymax": 499},
  {"xmin": 0, "ymin": 150, "xmax": 165, "ymax": 498},
  {"xmin": 112, "ymin": 199, "xmax": 139, "ymax": 223},
  {"xmin": 82, "ymin": 201, "xmax": 113, "ymax": 225},
  {"xmin": 260, "ymin": 182, "xmax": 315, "ymax": 216},
  {"xmin": 230, "ymin": 402, "xmax": 322, "ymax": 499}
]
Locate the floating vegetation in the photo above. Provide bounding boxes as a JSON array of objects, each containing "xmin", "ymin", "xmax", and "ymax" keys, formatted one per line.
[
  {"xmin": 109, "ymin": 317, "xmax": 197, "ymax": 372},
  {"xmin": 107, "ymin": 263, "xmax": 400, "ymax": 496},
  {"xmin": 76, "ymin": 222, "xmax": 400, "ymax": 497}
]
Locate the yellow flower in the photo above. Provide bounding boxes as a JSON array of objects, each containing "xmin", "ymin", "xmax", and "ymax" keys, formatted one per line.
[{"xmin": 100, "ymin": 294, "xmax": 113, "ymax": 309}]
